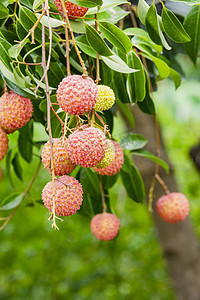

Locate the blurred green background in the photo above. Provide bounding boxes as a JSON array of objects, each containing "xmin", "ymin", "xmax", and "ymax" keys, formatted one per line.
[{"xmin": 0, "ymin": 54, "xmax": 200, "ymax": 300}]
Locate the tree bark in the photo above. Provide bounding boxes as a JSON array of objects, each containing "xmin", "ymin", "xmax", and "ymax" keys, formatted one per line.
[{"xmin": 126, "ymin": 106, "xmax": 200, "ymax": 300}]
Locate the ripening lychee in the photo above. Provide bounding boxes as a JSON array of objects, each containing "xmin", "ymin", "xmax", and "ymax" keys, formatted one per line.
[
  {"xmin": 0, "ymin": 91, "xmax": 33, "ymax": 134},
  {"xmin": 54, "ymin": 0, "xmax": 88, "ymax": 19},
  {"xmin": 93, "ymin": 141, "xmax": 124, "ymax": 176},
  {"xmin": 94, "ymin": 85, "xmax": 115, "ymax": 111},
  {"xmin": 156, "ymin": 192, "xmax": 190, "ymax": 223},
  {"xmin": 56, "ymin": 75, "xmax": 98, "ymax": 115},
  {"xmin": 95, "ymin": 139, "xmax": 115, "ymax": 168},
  {"xmin": 41, "ymin": 138, "xmax": 76, "ymax": 176},
  {"xmin": 90, "ymin": 213, "xmax": 120, "ymax": 241},
  {"xmin": 66, "ymin": 127, "xmax": 106, "ymax": 168},
  {"xmin": 42, "ymin": 175, "xmax": 83, "ymax": 216},
  {"xmin": 0, "ymin": 127, "xmax": 8, "ymax": 161}
]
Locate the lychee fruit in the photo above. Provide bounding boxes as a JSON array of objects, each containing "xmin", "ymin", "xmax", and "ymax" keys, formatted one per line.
[
  {"xmin": 56, "ymin": 75, "xmax": 98, "ymax": 115},
  {"xmin": 95, "ymin": 139, "xmax": 115, "ymax": 168},
  {"xmin": 0, "ymin": 127, "xmax": 8, "ymax": 161},
  {"xmin": 93, "ymin": 141, "xmax": 124, "ymax": 176},
  {"xmin": 42, "ymin": 175, "xmax": 83, "ymax": 216},
  {"xmin": 66, "ymin": 127, "xmax": 106, "ymax": 168},
  {"xmin": 90, "ymin": 212, "xmax": 120, "ymax": 241},
  {"xmin": 41, "ymin": 138, "xmax": 76, "ymax": 176},
  {"xmin": 94, "ymin": 85, "xmax": 115, "ymax": 111},
  {"xmin": 54, "ymin": 0, "xmax": 88, "ymax": 19},
  {"xmin": 156, "ymin": 192, "xmax": 190, "ymax": 223},
  {"xmin": 0, "ymin": 91, "xmax": 33, "ymax": 134}
]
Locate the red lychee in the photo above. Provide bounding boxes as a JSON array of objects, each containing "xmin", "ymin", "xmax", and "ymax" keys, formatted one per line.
[
  {"xmin": 93, "ymin": 141, "xmax": 124, "ymax": 176},
  {"xmin": 0, "ymin": 127, "xmax": 8, "ymax": 161},
  {"xmin": 54, "ymin": 0, "xmax": 88, "ymax": 19},
  {"xmin": 56, "ymin": 75, "xmax": 98, "ymax": 115},
  {"xmin": 90, "ymin": 213, "xmax": 120, "ymax": 241},
  {"xmin": 41, "ymin": 138, "xmax": 76, "ymax": 176},
  {"xmin": 66, "ymin": 127, "xmax": 106, "ymax": 168},
  {"xmin": 42, "ymin": 175, "xmax": 83, "ymax": 216},
  {"xmin": 0, "ymin": 91, "xmax": 33, "ymax": 134},
  {"xmin": 156, "ymin": 192, "xmax": 190, "ymax": 223}
]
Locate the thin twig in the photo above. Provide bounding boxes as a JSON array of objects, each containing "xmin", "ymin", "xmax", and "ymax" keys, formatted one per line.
[
  {"xmin": 99, "ymin": 177, "xmax": 107, "ymax": 213},
  {"xmin": 64, "ymin": 21, "xmax": 71, "ymax": 75}
]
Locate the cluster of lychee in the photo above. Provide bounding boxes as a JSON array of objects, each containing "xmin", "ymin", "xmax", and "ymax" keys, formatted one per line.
[
  {"xmin": 41, "ymin": 74, "xmax": 122, "ymax": 240},
  {"xmin": 0, "ymin": 90, "xmax": 33, "ymax": 162}
]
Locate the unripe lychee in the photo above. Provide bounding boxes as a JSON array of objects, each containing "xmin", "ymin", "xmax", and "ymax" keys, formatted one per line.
[
  {"xmin": 41, "ymin": 138, "xmax": 75, "ymax": 176},
  {"xmin": 0, "ymin": 91, "xmax": 33, "ymax": 134},
  {"xmin": 156, "ymin": 192, "xmax": 190, "ymax": 223},
  {"xmin": 90, "ymin": 213, "xmax": 120, "ymax": 241},
  {"xmin": 42, "ymin": 175, "xmax": 83, "ymax": 216},
  {"xmin": 95, "ymin": 139, "xmax": 115, "ymax": 168},
  {"xmin": 54, "ymin": 0, "xmax": 88, "ymax": 19},
  {"xmin": 66, "ymin": 127, "xmax": 106, "ymax": 168},
  {"xmin": 0, "ymin": 127, "xmax": 8, "ymax": 161},
  {"xmin": 93, "ymin": 141, "xmax": 124, "ymax": 176},
  {"xmin": 56, "ymin": 75, "xmax": 98, "ymax": 115},
  {"xmin": 94, "ymin": 85, "xmax": 115, "ymax": 111}
]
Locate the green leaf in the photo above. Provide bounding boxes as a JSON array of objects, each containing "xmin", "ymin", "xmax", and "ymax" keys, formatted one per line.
[
  {"xmin": 120, "ymin": 133, "xmax": 147, "ymax": 150},
  {"xmin": 8, "ymin": 40, "xmax": 28, "ymax": 59},
  {"xmin": 80, "ymin": 168, "xmax": 101, "ymax": 197},
  {"xmin": 102, "ymin": 52, "xmax": 139, "ymax": 73},
  {"xmin": 76, "ymin": 34, "xmax": 97, "ymax": 58},
  {"xmin": 0, "ymin": 194, "xmax": 23, "ymax": 211},
  {"xmin": 112, "ymin": 71, "xmax": 130, "ymax": 104},
  {"xmin": 88, "ymin": 0, "xmax": 129, "ymax": 14},
  {"xmin": 183, "ymin": 5, "xmax": 200, "ymax": 64},
  {"xmin": 18, "ymin": 122, "xmax": 33, "ymax": 163},
  {"xmin": 69, "ymin": 0, "xmax": 103, "ymax": 8},
  {"xmin": 162, "ymin": 6, "xmax": 191, "ymax": 43},
  {"xmin": 121, "ymin": 156, "xmax": 145, "ymax": 203},
  {"xmin": 35, "ymin": 13, "xmax": 66, "ymax": 28},
  {"xmin": 5, "ymin": 149, "xmax": 14, "ymax": 187},
  {"xmin": 127, "ymin": 50, "xmax": 146, "ymax": 102},
  {"xmin": 12, "ymin": 153, "xmax": 23, "ymax": 181},
  {"xmin": 138, "ymin": 0, "xmax": 149, "ymax": 24},
  {"xmin": 132, "ymin": 149, "xmax": 169, "ymax": 173},
  {"xmin": 101, "ymin": 174, "xmax": 118, "ymax": 189},
  {"xmin": 33, "ymin": 0, "xmax": 45, "ymax": 10},
  {"xmin": 0, "ymin": 3, "xmax": 9, "ymax": 19},
  {"xmin": 169, "ymin": 68, "xmax": 181, "ymax": 89},
  {"xmin": 145, "ymin": 4, "xmax": 171, "ymax": 50},
  {"xmin": 98, "ymin": 21, "xmax": 132, "ymax": 54},
  {"xmin": 137, "ymin": 71, "xmax": 155, "ymax": 115},
  {"xmin": 85, "ymin": 23, "xmax": 112, "ymax": 56},
  {"xmin": 0, "ymin": 37, "xmax": 13, "ymax": 72}
]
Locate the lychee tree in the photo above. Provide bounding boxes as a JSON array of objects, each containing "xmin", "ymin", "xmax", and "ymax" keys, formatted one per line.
[{"xmin": 0, "ymin": 0, "xmax": 199, "ymax": 243}]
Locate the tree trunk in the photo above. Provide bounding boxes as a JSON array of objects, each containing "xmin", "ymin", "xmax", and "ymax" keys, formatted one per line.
[{"xmin": 125, "ymin": 106, "xmax": 200, "ymax": 300}]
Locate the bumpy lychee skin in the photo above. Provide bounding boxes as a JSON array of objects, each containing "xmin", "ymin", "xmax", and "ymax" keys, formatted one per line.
[
  {"xmin": 66, "ymin": 127, "xmax": 106, "ymax": 168},
  {"xmin": 156, "ymin": 192, "xmax": 190, "ymax": 224},
  {"xmin": 90, "ymin": 213, "xmax": 120, "ymax": 241},
  {"xmin": 95, "ymin": 139, "xmax": 115, "ymax": 168},
  {"xmin": 54, "ymin": 0, "xmax": 88, "ymax": 19},
  {"xmin": 41, "ymin": 138, "xmax": 75, "ymax": 176},
  {"xmin": 56, "ymin": 75, "xmax": 98, "ymax": 115},
  {"xmin": 42, "ymin": 175, "xmax": 83, "ymax": 216},
  {"xmin": 0, "ymin": 91, "xmax": 33, "ymax": 134},
  {"xmin": 0, "ymin": 127, "xmax": 8, "ymax": 161},
  {"xmin": 93, "ymin": 141, "xmax": 124, "ymax": 176},
  {"xmin": 94, "ymin": 85, "xmax": 115, "ymax": 111}
]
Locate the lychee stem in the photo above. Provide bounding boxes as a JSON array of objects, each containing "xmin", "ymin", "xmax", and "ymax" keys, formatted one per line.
[
  {"xmin": 99, "ymin": 177, "xmax": 107, "ymax": 213},
  {"xmin": 60, "ymin": 0, "xmax": 87, "ymax": 77},
  {"xmin": 95, "ymin": 13, "xmax": 101, "ymax": 84},
  {"xmin": 155, "ymin": 174, "xmax": 170, "ymax": 195},
  {"xmin": 63, "ymin": 19, "xmax": 71, "ymax": 75}
]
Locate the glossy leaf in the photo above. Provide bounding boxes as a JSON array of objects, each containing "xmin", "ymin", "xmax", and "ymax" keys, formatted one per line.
[
  {"xmin": 132, "ymin": 150, "xmax": 169, "ymax": 173},
  {"xmin": 18, "ymin": 122, "xmax": 33, "ymax": 163},
  {"xmin": 138, "ymin": 0, "xmax": 149, "ymax": 25},
  {"xmin": 0, "ymin": 194, "xmax": 23, "ymax": 211},
  {"xmin": 76, "ymin": 34, "xmax": 97, "ymax": 58},
  {"xmin": 167, "ymin": 0, "xmax": 200, "ymax": 4},
  {"xmin": 88, "ymin": 0, "xmax": 129, "ymax": 14},
  {"xmin": 121, "ymin": 156, "xmax": 145, "ymax": 203},
  {"xmin": 70, "ymin": 0, "xmax": 103, "ymax": 8},
  {"xmin": 98, "ymin": 21, "xmax": 132, "ymax": 54},
  {"xmin": 12, "ymin": 153, "xmax": 23, "ymax": 181},
  {"xmin": 137, "ymin": 72, "xmax": 155, "ymax": 115},
  {"xmin": 127, "ymin": 50, "xmax": 146, "ymax": 102},
  {"xmin": 169, "ymin": 68, "xmax": 181, "ymax": 89},
  {"xmin": 121, "ymin": 133, "xmax": 147, "ymax": 150},
  {"xmin": 162, "ymin": 6, "xmax": 191, "ymax": 43},
  {"xmin": 183, "ymin": 5, "xmax": 200, "ymax": 64},
  {"xmin": 8, "ymin": 40, "xmax": 28, "ymax": 59},
  {"xmin": 85, "ymin": 23, "xmax": 112, "ymax": 56},
  {"xmin": 0, "ymin": 3, "xmax": 9, "ymax": 19},
  {"xmin": 33, "ymin": 0, "xmax": 45, "ymax": 9},
  {"xmin": 36, "ymin": 13, "xmax": 65, "ymax": 28},
  {"xmin": 112, "ymin": 70, "xmax": 130, "ymax": 104},
  {"xmin": 102, "ymin": 52, "xmax": 139, "ymax": 73}
]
